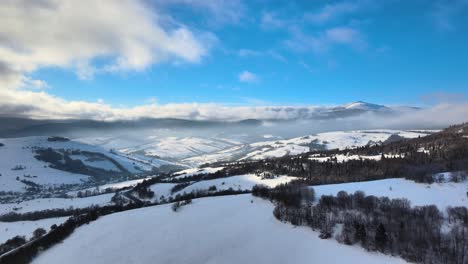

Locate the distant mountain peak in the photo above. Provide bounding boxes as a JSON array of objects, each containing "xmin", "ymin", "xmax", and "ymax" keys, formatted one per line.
[{"xmin": 343, "ymin": 101, "xmax": 387, "ymax": 110}]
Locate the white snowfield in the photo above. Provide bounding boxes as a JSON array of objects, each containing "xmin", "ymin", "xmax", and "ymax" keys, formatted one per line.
[
  {"xmin": 250, "ymin": 130, "xmax": 427, "ymax": 152},
  {"xmin": 149, "ymin": 183, "xmax": 176, "ymax": 199},
  {"xmin": 312, "ymin": 178, "xmax": 468, "ymax": 211},
  {"xmin": 0, "ymin": 136, "xmax": 160, "ymax": 193},
  {"xmin": 0, "ymin": 137, "xmax": 90, "ymax": 193},
  {"xmin": 118, "ymin": 136, "xmax": 240, "ymax": 160},
  {"xmin": 0, "ymin": 193, "xmax": 113, "ymax": 215},
  {"xmin": 174, "ymin": 174, "xmax": 296, "ymax": 195},
  {"xmin": 309, "ymin": 153, "xmax": 404, "ymax": 163},
  {"xmin": 182, "ymin": 130, "xmax": 430, "ymax": 166},
  {"xmin": 171, "ymin": 166, "xmax": 225, "ymax": 179},
  {"xmin": 0, "ymin": 217, "xmax": 68, "ymax": 244},
  {"xmin": 67, "ymin": 177, "xmax": 154, "ymax": 197},
  {"xmin": 32, "ymin": 195, "xmax": 408, "ymax": 264}
]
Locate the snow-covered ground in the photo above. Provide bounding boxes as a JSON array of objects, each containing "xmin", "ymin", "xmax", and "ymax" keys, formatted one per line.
[
  {"xmin": 308, "ymin": 153, "xmax": 405, "ymax": 163},
  {"xmin": 0, "ymin": 137, "xmax": 90, "ymax": 193},
  {"xmin": 148, "ymin": 183, "xmax": 176, "ymax": 199},
  {"xmin": 0, "ymin": 193, "xmax": 113, "ymax": 215},
  {"xmin": 182, "ymin": 130, "xmax": 430, "ymax": 166},
  {"xmin": 0, "ymin": 136, "xmax": 165, "ymax": 193},
  {"xmin": 312, "ymin": 178, "xmax": 468, "ymax": 210},
  {"xmin": 171, "ymin": 166, "xmax": 225, "ymax": 179},
  {"xmin": 118, "ymin": 136, "xmax": 240, "ymax": 160},
  {"xmin": 32, "ymin": 195, "xmax": 408, "ymax": 264},
  {"xmin": 175, "ymin": 174, "xmax": 296, "ymax": 194},
  {"xmin": 67, "ymin": 177, "xmax": 154, "ymax": 197},
  {"xmin": 0, "ymin": 217, "xmax": 68, "ymax": 244}
]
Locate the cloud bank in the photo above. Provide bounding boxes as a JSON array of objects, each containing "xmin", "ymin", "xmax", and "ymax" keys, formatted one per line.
[
  {"xmin": 0, "ymin": 89, "xmax": 467, "ymax": 131},
  {"xmin": 0, "ymin": 0, "xmax": 215, "ymax": 89}
]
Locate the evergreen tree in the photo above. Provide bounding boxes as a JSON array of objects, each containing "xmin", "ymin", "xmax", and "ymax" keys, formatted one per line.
[{"xmin": 375, "ymin": 223, "xmax": 388, "ymax": 251}]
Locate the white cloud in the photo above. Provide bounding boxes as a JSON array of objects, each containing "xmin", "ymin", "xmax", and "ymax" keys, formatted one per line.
[
  {"xmin": 0, "ymin": 0, "xmax": 215, "ymax": 89},
  {"xmin": 238, "ymin": 71, "xmax": 258, "ymax": 83},
  {"xmin": 156, "ymin": 0, "xmax": 246, "ymax": 26},
  {"xmin": 285, "ymin": 26, "xmax": 366, "ymax": 54},
  {"xmin": 260, "ymin": 12, "xmax": 287, "ymax": 30},
  {"xmin": 0, "ymin": 89, "xmax": 467, "ymax": 130},
  {"xmin": 238, "ymin": 49, "xmax": 262, "ymax": 57},
  {"xmin": 22, "ymin": 78, "xmax": 50, "ymax": 90},
  {"xmin": 431, "ymin": 0, "xmax": 468, "ymax": 31},
  {"xmin": 304, "ymin": 2, "xmax": 359, "ymax": 24}
]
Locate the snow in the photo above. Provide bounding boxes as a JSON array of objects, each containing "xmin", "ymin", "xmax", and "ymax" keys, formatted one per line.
[
  {"xmin": 0, "ymin": 193, "xmax": 114, "ymax": 215},
  {"xmin": 343, "ymin": 101, "xmax": 385, "ymax": 111},
  {"xmin": 182, "ymin": 130, "xmax": 430, "ymax": 166},
  {"xmin": 0, "ymin": 136, "xmax": 171, "ymax": 193},
  {"xmin": 310, "ymin": 154, "xmax": 381, "ymax": 162},
  {"xmin": 32, "ymin": 195, "xmax": 407, "ymax": 264},
  {"xmin": 69, "ymin": 154, "xmax": 120, "ymax": 172},
  {"xmin": 312, "ymin": 178, "xmax": 468, "ymax": 211},
  {"xmin": 308, "ymin": 153, "xmax": 404, "ymax": 163},
  {"xmin": 0, "ymin": 217, "xmax": 68, "ymax": 244},
  {"xmin": 66, "ymin": 177, "xmax": 154, "ymax": 197},
  {"xmin": 0, "ymin": 137, "xmax": 90, "ymax": 193},
  {"xmin": 119, "ymin": 136, "xmax": 240, "ymax": 160},
  {"xmin": 149, "ymin": 183, "xmax": 176, "ymax": 199},
  {"xmin": 175, "ymin": 174, "xmax": 296, "ymax": 194},
  {"xmin": 94, "ymin": 178, "xmax": 152, "ymax": 190},
  {"xmin": 171, "ymin": 167, "xmax": 225, "ymax": 179}
]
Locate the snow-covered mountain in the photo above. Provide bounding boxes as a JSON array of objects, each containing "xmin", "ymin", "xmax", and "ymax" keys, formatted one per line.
[
  {"xmin": 0, "ymin": 128, "xmax": 434, "ymax": 196},
  {"xmin": 0, "ymin": 136, "xmax": 182, "ymax": 194},
  {"xmin": 182, "ymin": 130, "xmax": 432, "ymax": 166},
  {"xmin": 29, "ymin": 176, "xmax": 468, "ymax": 264},
  {"xmin": 0, "ymin": 102, "xmax": 418, "ymax": 138},
  {"xmin": 0, "ymin": 124, "xmax": 467, "ymax": 264},
  {"xmin": 342, "ymin": 101, "xmax": 388, "ymax": 111}
]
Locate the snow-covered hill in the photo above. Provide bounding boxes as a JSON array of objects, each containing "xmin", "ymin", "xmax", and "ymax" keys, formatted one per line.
[
  {"xmin": 0, "ymin": 193, "xmax": 114, "ymax": 215},
  {"xmin": 312, "ymin": 178, "xmax": 468, "ymax": 211},
  {"xmin": 0, "ymin": 217, "xmax": 68, "ymax": 244},
  {"xmin": 31, "ymin": 195, "xmax": 408, "ymax": 264},
  {"xmin": 78, "ymin": 135, "xmax": 241, "ymax": 160},
  {"xmin": 182, "ymin": 130, "xmax": 431, "ymax": 166},
  {"xmin": 0, "ymin": 136, "xmax": 177, "ymax": 194}
]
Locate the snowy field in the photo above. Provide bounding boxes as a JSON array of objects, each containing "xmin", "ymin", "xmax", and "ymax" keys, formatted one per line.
[
  {"xmin": 32, "ymin": 195, "xmax": 408, "ymax": 264},
  {"xmin": 308, "ymin": 153, "xmax": 405, "ymax": 163},
  {"xmin": 182, "ymin": 130, "xmax": 430, "ymax": 166},
  {"xmin": 0, "ymin": 193, "xmax": 113, "ymax": 215},
  {"xmin": 312, "ymin": 178, "xmax": 468, "ymax": 210},
  {"xmin": 67, "ymin": 177, "xmax": 154, "ymax": 197},
  {"xmin": 175, "ymin": 174, "xmax": 296, "ymax": 194},
  {"xmin": 0, "ymin": 136, "xmax": 162, "ymax": 193},
  {"xmin": 171, "ymin": 166, "xmax": 225, "ymax": 179},
  {"xmin": 0, "ymin": 217, "xmax": 68, "ymax": 244},
  {"xmin": 117, "ymin": 136, "xmax": 240, "ymax": 160}
]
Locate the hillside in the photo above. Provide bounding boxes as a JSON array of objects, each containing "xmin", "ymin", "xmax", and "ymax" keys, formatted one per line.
[
  {"xmin": 31, "ymin": 195, "xmax": 407, "ymax": 264},
  {"xmin": 1, "ymin": 124, "xmax": 466, "ymax": 264},
  {"xmin": 0, "ymin": 136, "xmax": 180, "ymax": 195},
  {"xmin": 182, "ymin": 130, "xmax": 431, "ymax": 166}
]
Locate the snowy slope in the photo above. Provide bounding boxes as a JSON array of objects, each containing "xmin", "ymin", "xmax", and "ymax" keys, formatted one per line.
[
  {"xmin": 0, "ymin": 137, "xmax": 90, "ymax": 193},
  {"xmin": 171, "ymin": 167, "xmax": 225, "ymax": 179},
  {"xmin": 0, "ymin": 193, "xmax": 114, "ymax": 215},
  {"xmin": 32, "ymin": 195, "xmax": 407, "ymax": 264},
  {"xmin": 182, "ymin": 130, "xmax": 430, "ymax": 166},
  {"xmin": 0, "ymin": 136, "xmax": 171, "ymax": 193},
  {"xmin": 114, "ymin": 136, "xmax": 240, "ymax": 160},
  {"xmin": 175, "ymin": 174, "xmax": 295, "ymax": 194},
  {"xmin": 312, "ymin": 178, "xmax": 468, "ymax": 210},
  {"xmin": 0, "ymin": 217, "xmax": 68, "ymax": 244}
]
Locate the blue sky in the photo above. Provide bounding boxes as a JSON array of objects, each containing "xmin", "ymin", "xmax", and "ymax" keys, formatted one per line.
[{"xmin": 1, "ymin": 0, "xmax": 468, "ymax": 119}]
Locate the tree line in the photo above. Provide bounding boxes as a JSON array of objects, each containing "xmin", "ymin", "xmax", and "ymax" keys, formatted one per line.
[{"xmin": 253, "ymin": 183, "xmax": 468, "ymax": 264}]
